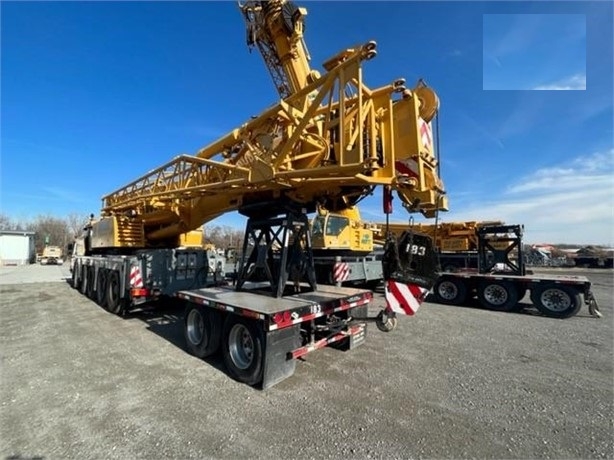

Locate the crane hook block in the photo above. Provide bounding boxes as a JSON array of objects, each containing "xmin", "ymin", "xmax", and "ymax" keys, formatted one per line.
[{"xmin": 381, "ymin": 230, "xmax": 439, "ymax": 290}]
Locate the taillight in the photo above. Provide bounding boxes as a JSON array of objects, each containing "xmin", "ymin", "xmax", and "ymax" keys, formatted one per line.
[
  {"xmin": 130, "ymin": 288, "xmax": 149, "ymax": 297},
  {"xmin": 273, "ymin": 311, "xmax": 293, "ymax": 325}
]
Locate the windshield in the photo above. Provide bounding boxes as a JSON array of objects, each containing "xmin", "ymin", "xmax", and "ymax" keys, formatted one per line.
[{"xmin": 325, "ymin": 216, "xmax": 349, "ymax": 236}]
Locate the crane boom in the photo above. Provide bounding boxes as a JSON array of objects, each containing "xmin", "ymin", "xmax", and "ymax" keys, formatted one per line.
[
  {"xmin": 92, "ymin": 3, "xmax": 448, "ymax": 251},
  {"xmin": 239, "ymin": 0, "xmax": 318, "ymax": 98}
]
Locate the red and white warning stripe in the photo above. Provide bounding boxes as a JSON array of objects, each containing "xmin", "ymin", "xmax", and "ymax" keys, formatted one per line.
[
  {"xmin": 419, "ymin": 118, "xmax": 433, "ymax": 150},
  {"xmin": 129, "ymin": 265, "xmax": 143, "ymax": 288},
  {"xmin": 333, "ymin": 262, "xmax": 349, "ymax": 283},
  {"xmin": 395, "ymin": 158, "xmax": 420, "ymax": 180},
  {"xmin": 384, "ymin": 280, "xmax": 429, "ymax": 316}
]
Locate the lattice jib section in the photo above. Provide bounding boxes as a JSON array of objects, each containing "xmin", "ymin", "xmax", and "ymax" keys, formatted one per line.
[{"xmin": 102, "ymin": 155, "xmax": 251, "ymax": 212}]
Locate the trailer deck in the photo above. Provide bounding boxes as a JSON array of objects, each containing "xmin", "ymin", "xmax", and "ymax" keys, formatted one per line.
[{"xmin": 176, "ymin": 283, "xmax": 373, "ymax": 331}]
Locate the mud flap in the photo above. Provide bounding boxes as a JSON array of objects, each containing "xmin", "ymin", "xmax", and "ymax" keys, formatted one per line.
[{"xmin": 262, "ymin": 325, "xmax": 301, "ymax": 390}]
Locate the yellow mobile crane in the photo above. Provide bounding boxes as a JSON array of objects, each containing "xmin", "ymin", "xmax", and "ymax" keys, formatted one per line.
[
  {"xmin": 85, "ymin": 1, "xmax": 446, "ymax": 252},
  {"xmin": 71, "ymin": 0, "xmax": 447, "ymax": 388}
]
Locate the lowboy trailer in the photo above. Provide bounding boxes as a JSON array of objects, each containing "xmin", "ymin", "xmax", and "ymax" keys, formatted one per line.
[
  {"xmin": 179, "ymin": 282, "xmax": 371, "ymax": 389},
  {"xmin": 431, "ymin": 224, "xmax": 601, "ymax": 319}
]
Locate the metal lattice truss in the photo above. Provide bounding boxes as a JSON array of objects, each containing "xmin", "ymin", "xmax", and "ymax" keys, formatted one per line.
[
  {"xmin": 102, "ymin": 41, "xmax": 446, "ymax": 238},
  {"xmin": 102, "ymin": 155, "xmax": 251, "ymax": 212},
  {"xmin": 240, "ymin": 0, "xmax": 311, "ymax": 99}
]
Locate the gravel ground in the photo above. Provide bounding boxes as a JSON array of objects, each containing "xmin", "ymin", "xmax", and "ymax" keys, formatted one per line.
[{"xmin": 1, "ymin": 264, "xmax": 612, "ymax": 459}]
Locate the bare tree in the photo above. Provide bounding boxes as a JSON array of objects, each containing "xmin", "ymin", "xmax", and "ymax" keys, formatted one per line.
[
  {"xmin": 28, "ymin": 215, "xmax": 70, "ymax": 253},
  {"xmin": 0, "ymin": 214, "xmax": 26, "ymax": 231},
  {"xmin": 65, "ymin": 212, "xmax": 89, "ymax": 239},
  {"xmin": 0, "ymin": 214, "xmax": 13, "ymax": 231},
  {"xmin": 203, "ymin": 225, "xmax": 244, "ymax": 249}
]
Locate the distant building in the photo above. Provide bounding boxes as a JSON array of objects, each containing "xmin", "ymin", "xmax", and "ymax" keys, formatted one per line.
[{"xmin": 0, "ymin": 230, "xmax": 36, "ymax": 266}]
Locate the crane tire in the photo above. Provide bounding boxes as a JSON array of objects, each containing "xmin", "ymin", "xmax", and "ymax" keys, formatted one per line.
[
  {"xmin": 79, "ymin": 266, "xmax": 89, "ymax": 296},
  {"xmin": 222, "ymin": 315, "xmax": 264, "ymax": 386},
  {"xmin": 530, "ymin": 284, "xmax": 582, "ymax": 319},
  {"xmin": 85, "ymin": 267, "xmax": 95, "ymax": 299},
  {"xmin": 184, "ymin": 304, "xmax": 222, "ymax": 359},
  {"xmin": 106, "ymin": 270, "xmax": 126, "ymax": 315},
  {"xmin": 478, "ymin": 280, "xmax": 519, "ymax": 312},
  {"xmin": 95, "ymin": 269, "xmax": 107, "ymax": 307},
  {"xmin": 72, "ymin": 265, "xmax": 81, "ymax": 290}
]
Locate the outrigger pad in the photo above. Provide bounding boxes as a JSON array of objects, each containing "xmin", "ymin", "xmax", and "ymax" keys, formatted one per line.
[{"xmin": 381, "ymin": 231, "xmax": 439, "ymax": 290}]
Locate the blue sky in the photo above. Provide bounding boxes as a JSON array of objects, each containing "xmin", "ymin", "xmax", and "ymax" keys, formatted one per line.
[
  {"xmin": 484, "ymin": 13, "xmax": 587, "ymax": 90},
  {"xmin": 1, "ymin": 1, "xmax": 613, "ymax": 245}
]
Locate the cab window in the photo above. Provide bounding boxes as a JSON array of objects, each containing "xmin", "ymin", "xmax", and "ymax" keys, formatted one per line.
[{"xmin": 325, "ymin": 216, "xmax": 349, "ymax": 236}]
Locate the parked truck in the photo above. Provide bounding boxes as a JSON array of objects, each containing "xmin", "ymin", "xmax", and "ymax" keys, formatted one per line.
[
  {"xmin": 39, "ymin": 245, "xmax": 64, "ymax": 265},
  {"xmin": 70, "ymin": 0, "xmax": 448, "ymax": 388},
  {"xmin": 314, "ymin": 211, "xmax": 602, "ymax": 319},
  {"xmin": 307, "ymin": 211, "xmax": 496, "ymax": 288},
  {"xmin": 310, "ymin": 206, "xmax": 385, "ymax": 288},
  {"xmin": 430, "ymin": 224, "xmax": 601, "ymax": 319}
]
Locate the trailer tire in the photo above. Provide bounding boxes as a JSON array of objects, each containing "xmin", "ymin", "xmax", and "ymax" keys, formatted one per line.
[
  {"xmin": 184, "ymin": 304, "xmax": 222, "ymax": 358},
  {"xmin": 222, "ymin": 315, "xmax": 264, "ymax": 386},
  {"xmin": 106, "ymin": 270, "xmax": 126, "ymax": 315},
  {"xmin": 433, "ymin": 277, "xmax": 467, "ymax": 305},
  {"xmin": 96, "ymin": 269, "xmax": 107, "ymax": 307},
  {"xmin": 478, "ymin": 280, "xmax": 518, "ymax": 312},
  {"xmin": 530, "ymin": 284, "xmax": 582, "ymax": 319}
]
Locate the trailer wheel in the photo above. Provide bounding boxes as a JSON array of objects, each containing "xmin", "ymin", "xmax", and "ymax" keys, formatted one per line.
[
  {"xmin": 106, "ymin": 270, "xmax": 126, "ymax": 315},
  {"xmin": 184, "ymin": 304, "xmax": 222, "ymax": 358},
  {"xmin": 478, "ymin": 280, "xmax": 518, "ymax": 312},
  {"xmin": 433, "ymin": 277, "xmax": 467, "ymax": 305},
  {"xmin": 222, "ymin": 315, "xmax": 264, "ymax": 386},
  {"xmin": 530, "ymin": 284, "xmax": 582, "ymax": 319},
  {"xmin": 96, "ymin": 269, "xmax": 107, "ymax": 307}
]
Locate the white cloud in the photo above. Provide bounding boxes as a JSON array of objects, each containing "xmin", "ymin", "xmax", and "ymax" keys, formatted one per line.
[
  {"xmin": 441, "ymin": 150, "xmax": 614, "ymax": 245},
  {"xmin": 533, "ymin": 74, "xmax": 586, "ymax": 90}
]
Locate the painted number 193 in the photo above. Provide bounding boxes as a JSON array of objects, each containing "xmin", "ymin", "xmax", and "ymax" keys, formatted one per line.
[{"xmin": 405, "ymin": 244, "xmax": 426, "ymax": 256}]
